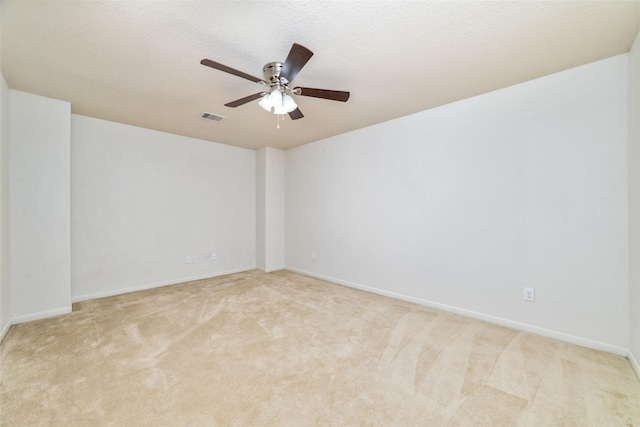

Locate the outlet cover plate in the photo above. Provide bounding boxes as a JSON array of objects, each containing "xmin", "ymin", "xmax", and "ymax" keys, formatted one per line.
[{"xmin": 524, "ymin": 287, "xmax": 535, "ymax": 302}]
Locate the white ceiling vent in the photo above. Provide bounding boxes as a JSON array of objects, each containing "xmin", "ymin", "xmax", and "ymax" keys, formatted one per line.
[{"xmin": 199, "ymin": 111, "xmax": 225, "ymax": 122}]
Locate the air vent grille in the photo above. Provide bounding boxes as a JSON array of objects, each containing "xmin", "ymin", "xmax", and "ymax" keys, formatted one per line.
[{"xmin": 199, "ymin": 112, "xmax": 225, "ymax": 122}]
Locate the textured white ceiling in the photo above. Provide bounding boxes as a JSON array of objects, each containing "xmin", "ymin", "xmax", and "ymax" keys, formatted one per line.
[{"xmin": 1, "ymin": 1, "xmax": 638, "ymax": 150}]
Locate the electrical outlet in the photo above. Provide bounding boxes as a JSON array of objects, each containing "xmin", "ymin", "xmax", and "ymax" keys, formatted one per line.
[
  {"xmin": 524, "ymin": 287, "xmax": 535, "ymax": 302},
  {"xmin": 193, "ymin": 255, "xmax": 198, "ymax": 263},
  {"xmin": 311, "ymin": 252, "xmax": 316, "ymax": 261},
  {"xmin": 186, "ymin": 256, "xmax": 192, "ymax": 264},
  {"xmin": 211, "ymin": 252, "xmax": 217, "ymax": 261}
]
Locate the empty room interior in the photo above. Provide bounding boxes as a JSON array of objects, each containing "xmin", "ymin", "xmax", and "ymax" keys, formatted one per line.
[{"xmin": 1, "ymin": 1, "xmax": 640, "ymax": 425}]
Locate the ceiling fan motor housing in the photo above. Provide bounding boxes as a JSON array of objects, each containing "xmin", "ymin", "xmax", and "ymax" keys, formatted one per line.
[{"xmin": 263, "ymin": 62, "xmax": 285, "ymax": 85}]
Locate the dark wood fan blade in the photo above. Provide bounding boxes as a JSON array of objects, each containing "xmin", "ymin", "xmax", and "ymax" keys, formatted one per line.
[
  {"xmin": 288, "ymin": 108, "xmax": 304, "ymax": 120},
  {"xmin": 201, "ymin": 59, "xmax": 266, "ymax": 84},
  {"xmin": 224, "ymin": 92, "xmax": 265, "ymax": 108},
  {"xmin": 280, "ymin": 43, "xmax": 313, "ymax": 83},
  {"xmin": 296, "ymin": 87, "xmax": 350, "ymax": 102}
]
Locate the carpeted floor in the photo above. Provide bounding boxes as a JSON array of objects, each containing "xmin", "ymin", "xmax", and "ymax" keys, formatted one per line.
[{"xmin": 1, "ymin": 270, "xmax": 639, "ymax": 426}]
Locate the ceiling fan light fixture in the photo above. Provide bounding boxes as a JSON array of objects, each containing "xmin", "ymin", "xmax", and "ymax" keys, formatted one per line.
[
  {"xmin": 258, "ymin": 93, "xmax": 272, "ymax": 111},
  {"xmin": 260, "ymin": 89, "xmax": 297, "ymax": 115},
  {"xmin": 282, "ymin": 94, "xmax": 297, "ymax": 112},
  {"xmin": 269, "ymin": 89, "xmax": 283, "ymax": 107},
  {"xmin": 273, "ymin": 94, "xmax": 297, "ymax": 115}
]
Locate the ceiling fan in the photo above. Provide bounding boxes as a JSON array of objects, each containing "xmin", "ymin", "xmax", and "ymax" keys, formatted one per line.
[{"xmin": 200, "ymin": 43, "xmax": 350, "ymax": 121}]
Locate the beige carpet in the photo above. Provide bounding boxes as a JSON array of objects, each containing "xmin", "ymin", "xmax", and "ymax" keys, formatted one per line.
[{"xmin": 1, "ymin": 270, "xmax": 639, "ymax": 426}]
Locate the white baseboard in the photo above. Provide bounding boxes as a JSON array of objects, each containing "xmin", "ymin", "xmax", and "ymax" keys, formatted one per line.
[
  {"xmin": 629, "ymin": 351, "xmax": 640, "ymax": 381},
  {"xmin": 11, "ymin": 306, "xmax": 73, "ymax": 325},
  {"xmin": 255, "ymin": 266, "xmax": 285, "ymax": 273},
  {"xmin": 0, "ymin": 319, "xmax": 12, "ymax": 343},
  {"xmin": 71, "ymin": 266, "xmax": 256, "ymax": 303},
  {"xmin": 286, "ymin": 267, "xmax": 630, "ymax": 357}
]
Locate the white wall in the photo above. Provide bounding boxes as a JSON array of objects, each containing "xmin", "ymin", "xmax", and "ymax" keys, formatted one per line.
[
  {"xmin": 256, "ymin": 148, "xmax": 267, "ymax": 269},
  {"xmin": 629, "ymin": 25, "xmax": 640, "ymax": 375},
  {"xmin": 286, "ymin": 55, "xmax": 629, "ymax": 352},
  {"xmin": 71, "ymin": 115, "xmax": 255, "ymax": 301},
  {"xmin": 0, "ymin": 74, "xmax": 10, "ymax": 338},
  {"xmin": 256, "ymin": 147, "xmax": 285, "ymax": 272},
  {"xmin": 9, "ymin": 90, "xmax": 71, "ymax": 322},
  {"xmin": 265, "ymin": 148, "xmax": 285, "ymax": 271}
]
